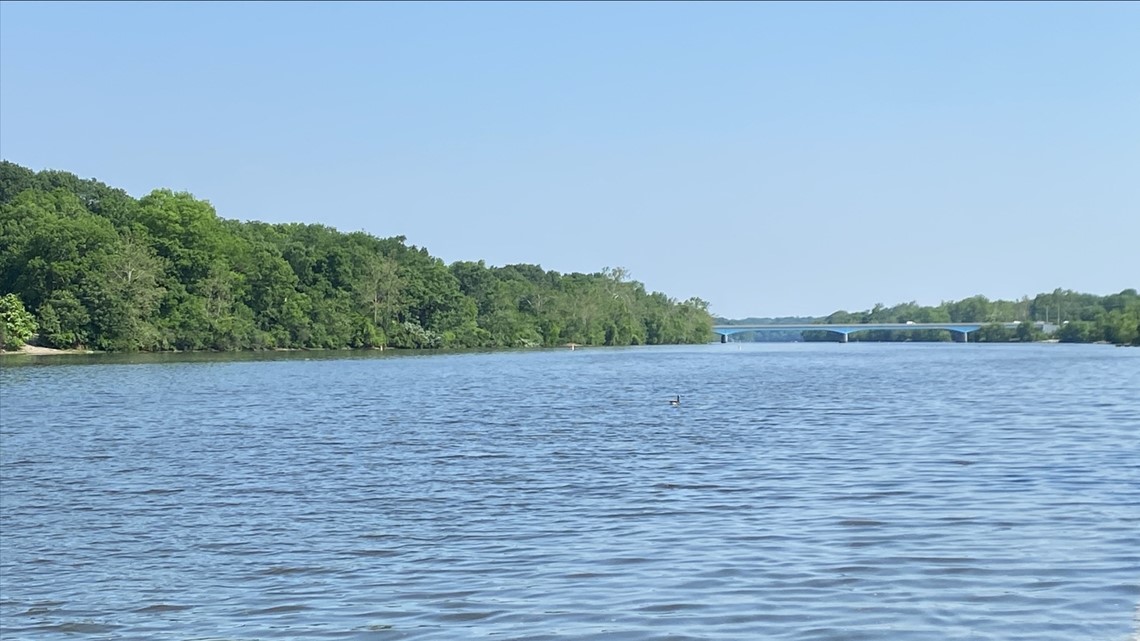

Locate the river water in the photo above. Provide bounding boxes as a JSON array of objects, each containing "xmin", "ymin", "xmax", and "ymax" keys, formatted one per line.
[{"xmin": 1, "ymin": 343, "xmax": 1138, "ymax": 640}]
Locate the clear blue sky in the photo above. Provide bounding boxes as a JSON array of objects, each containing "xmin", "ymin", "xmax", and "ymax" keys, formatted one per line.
[{"xmin": 2, "ymin": 2, "xmax": 1136, "ymax": 318}]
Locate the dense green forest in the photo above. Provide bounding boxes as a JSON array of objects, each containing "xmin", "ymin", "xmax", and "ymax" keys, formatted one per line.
[
  {"xmin": 718, "ymin": 289, "xmax": 1140, "ymax": 345},
  {"xmin": 0, "ymin": 162, "xmax": 713, "ymax": 351}
]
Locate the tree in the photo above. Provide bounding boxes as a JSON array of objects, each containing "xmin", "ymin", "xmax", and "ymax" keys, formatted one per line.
[
  {"xmin": 0, "ymin": 188, "xmax": 119, "ymax": 312},
  {"xmin": 1015, "ymin": 320, "xmax": 1042, "ymax": 342},
  {"xmin": 0, "ymin": 161, "xmax": 37, "ymax": 205},
  {"xmin": 135, "ymin": 189, "xmax": 227, "ymax": 283},
  {"xmin": 0, "ymin": 293, "xmax": 37, "ymax": 349},
  {"xmin": 976, "ymin": 323, "xmax": 1013, "ymax": 342},
  {"xmin": 356, "ymin": 254, "xmax": 403, "ymax": 330},
  {"xmin": 1058, "ymin": 321, "xmax": 1095, "ymax": 343},
  {"xmin": 949, "ymin": 295, "xmax": 991, "ymax": 322},
  {"xmin": 36, "ymin": 290, "xmax": 91, "ymax": 348},
  {"xmin": 86, "ymin": 234, "xmax": 166, "ymax": 350}
]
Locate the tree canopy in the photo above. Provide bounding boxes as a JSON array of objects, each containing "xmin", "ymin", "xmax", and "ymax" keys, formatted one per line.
[{"xmin": 0, "ymin": 161, "xmax": 713, "ymax": 351}]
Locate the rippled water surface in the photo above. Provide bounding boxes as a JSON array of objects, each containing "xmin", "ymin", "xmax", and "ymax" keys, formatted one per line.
[{"xmin": 2, "ymin": 343, "xmax": 1138, "ymax": 640}]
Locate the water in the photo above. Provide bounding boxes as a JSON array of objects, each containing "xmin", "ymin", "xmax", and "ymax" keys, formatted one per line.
[{"xmin": 1, "ymin": 343, "xmax": 1138, "ymax": 640}]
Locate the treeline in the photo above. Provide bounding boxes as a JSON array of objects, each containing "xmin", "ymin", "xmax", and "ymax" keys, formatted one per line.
[
  {"xmin": 0, "ymin": 161, "xmax": 712, "ymax": 351},
  {"xmin": 717, "ymin": 290, "xmax": 1140, "ymax": 345}
]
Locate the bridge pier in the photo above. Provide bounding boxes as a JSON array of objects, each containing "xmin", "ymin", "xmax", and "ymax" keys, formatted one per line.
[
  {"xmin": 721, "ymin": 334, "xmax": 728, "ymax": 344},
  {"xmin": 841, "ymin": 333, "xmax": 848, "ymax": 343}
]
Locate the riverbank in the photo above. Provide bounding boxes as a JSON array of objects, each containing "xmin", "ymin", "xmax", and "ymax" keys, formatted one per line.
[
  {"xmin": 0, "ymin": 344, "xmax": 96, "ymax": 356},
  {"xmin": 1, "ymin": 338, "xmax": 1131, "ymax": 358}
]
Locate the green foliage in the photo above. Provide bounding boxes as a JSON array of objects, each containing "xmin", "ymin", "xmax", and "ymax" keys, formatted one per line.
[
  {"xmin": 975, "ymin": 323, "xmax": 1014, "ymax": 343},
  {"xmin": 37, "ymin": 290, "xmax": 90, "ymax": 348},
  {"xmin": 84, "ymin": 234, "xmax": 167, "ymax": 351},
  {"xmin": 1058, "ymin": 321, "xmax": 1096, "ymax": 343},
  {"xmin": 0, "ymin": 293, "xmax": 37, "ymax": 349},
  {"xmin": 0, "ymin": 162, "xmax": 714, "ymax": 351},
  {"xmin": 1015, "ymin": 320, "xmax": 1043, "ymax": 342}
]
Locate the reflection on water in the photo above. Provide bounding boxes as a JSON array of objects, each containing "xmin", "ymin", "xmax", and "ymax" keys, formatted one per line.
[{"xmin": 2, "ymin": 343, "xmax": 1139, "ymax": 640}]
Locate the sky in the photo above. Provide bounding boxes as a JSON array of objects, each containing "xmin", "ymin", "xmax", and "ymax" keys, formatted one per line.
[{"xmin": 1, "ymin": 2, "xmax": 1136, "ymax": 319}]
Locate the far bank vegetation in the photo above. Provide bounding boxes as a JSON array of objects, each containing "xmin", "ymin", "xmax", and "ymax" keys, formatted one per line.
[{"xmin": 0, "ymin": 162, "xmax": 712, "ymax": 352}]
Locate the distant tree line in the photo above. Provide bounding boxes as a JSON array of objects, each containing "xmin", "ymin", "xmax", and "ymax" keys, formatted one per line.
[
  {"xmin": 0, "ymin": 161, "xmax": 713, "ymax": 352},
  {"xmin": 717, "ymin": 290, "xmax": 1140, "ymax": 346}
]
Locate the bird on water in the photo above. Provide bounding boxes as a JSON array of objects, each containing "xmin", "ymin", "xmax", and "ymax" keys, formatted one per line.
[{"xmin": 669, "ymin": 395, "xmax": 681, "ymax": 406}]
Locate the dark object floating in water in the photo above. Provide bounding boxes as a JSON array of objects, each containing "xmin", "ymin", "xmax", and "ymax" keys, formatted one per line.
[{"xmin": 669, "ymin": 395, "xmax": 681, "ymax": 406}]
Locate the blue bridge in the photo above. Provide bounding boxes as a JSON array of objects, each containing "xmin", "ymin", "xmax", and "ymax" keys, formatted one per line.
[{"xmin": 713, "ymin": 322, "xmax": 1045, "ymax": 343}]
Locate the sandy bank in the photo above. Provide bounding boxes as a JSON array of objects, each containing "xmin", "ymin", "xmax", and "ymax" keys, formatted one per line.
[{"xmin": 0, "ymin": 344, "xmax": 95, "ymax": 356}]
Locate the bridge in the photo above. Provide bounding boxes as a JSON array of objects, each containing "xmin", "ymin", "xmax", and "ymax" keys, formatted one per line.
[{"xmin": 712, "ymin": 322, "xmax": 1049, "ymax": 343}]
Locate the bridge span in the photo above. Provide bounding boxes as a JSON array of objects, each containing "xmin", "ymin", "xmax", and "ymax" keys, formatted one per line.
[{"xmin": 713, "ymin": 322, "xmax": 1044, "ymax": 343}]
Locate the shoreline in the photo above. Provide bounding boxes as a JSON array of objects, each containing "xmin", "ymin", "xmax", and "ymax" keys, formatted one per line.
[
  {"xmin": 1, "ymin": 344, "xmax": 96, "ymax": 356},
  {"xmin": 1, "ymin": 340, "xmax": 1131, "ymax": 358}
]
